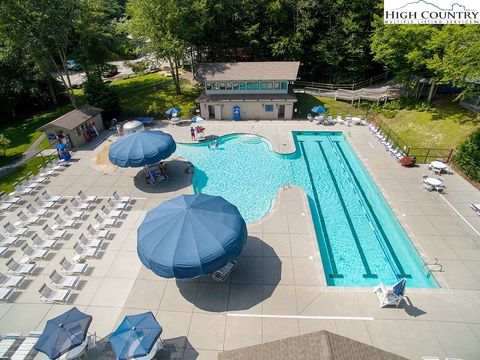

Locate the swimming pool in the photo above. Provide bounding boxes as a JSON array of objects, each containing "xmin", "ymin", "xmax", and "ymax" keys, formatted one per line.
[{"xmin": 175, "ymin": 132, "xmax": 438, "ymax": 288}]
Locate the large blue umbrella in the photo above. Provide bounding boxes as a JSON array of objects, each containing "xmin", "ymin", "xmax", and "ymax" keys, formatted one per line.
[
  {"xmin": 109, "ymin": 312, "xmax": 162, "ymax": 360},
  {"xmin": 34, "ymin": 307, "xmax": 92, "ymax": 360},
  {"xmin": 137, "ymin": 194, "xmax": 247, "ymax": 279},
  {"xmin": 311, "ymin": 105, "xmax": 328, "ymax": 113},
  {"xmin": 164, "ymin": 107, "xmax": 181, "ymax": 116},
  {"xmin": 109, "ymin": 131, "xmax": 176, "ymax": 168}
]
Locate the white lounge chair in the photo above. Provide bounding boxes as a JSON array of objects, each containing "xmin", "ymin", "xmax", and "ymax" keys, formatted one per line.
[
  {"xmin": 70, "ymin": 198, "xmax": 91, "ymax": 211},
  {"xmin": 26, "ymin": 204, "xmax": 48, "ymax": 217},
  {"xmin": 107, "ymin": 198, "xmax": 128, "ymax": 211},
  {"xmin": 49, "ymin": 270, "xmax": 79, "ymax": 289},
  {"xmin": 0, "ymin": 202, "xmax": 13, "ymax": 211},
  {"xmin": 14, "ymin": 210, "xmax": 40, "ymax": 227},
  {"xmin": 0, "ymin": 273, "xmax": 25, "ymax": 288},
  {"xmin": 31, "ymin": 233, "xmax": 57, "ymax": 249},
  {"xmin": 101, "ymin": 205, "xmax": 122, "ymax": 218},
  {"xmin": 212, "ymin": 260, "xmax": 238, "ymax": 282},
  {"xmin": 0, "ymin": 246, "xmax": 8, "ymax": 256},
  {"xmin": 87, "ymin": 224, "xmax": 110, "ymax": 239},
  {"xmin": 10, "ymin": 332, "xmax": 41, "ymax": 360},
  {"xmin": 374, "ymin": 278, "xmax": 406, "ymax": 307},
  {"xmin": 336, "ymin": 114, "xmax": 345, "ymax": 124},
  {"xmin": 0, "ymin": 193, "xmax": 21, "ymax": 204},
  {"xmin": 41, "ymin": 190, "xmax": 61, "ymax": 203},
  {"xmin": 470, "ymin": 203, "xmax": 480, "ymax": 215},
  {"xmin": 43, "ymin": 224, "xmax": 67, "ymax": 240},
  {"xmin": 0, "ymin": 288, "xmax": 15, "ymax": 302},
  {"xmin": 63, "ymin": 206, "xmax": 85, "ymax": 220},
  {"xmin": 79, "ymin": 234, "xmax": 103, "ymax": 248},
  {"xmin": 73, "ymin": 243, "xmax": 99, "ymax": 259},
  {"xmin": 59, "ymin": 257, "xmax": 88, "ymax": 275},
  {"xmin": 0, "ymin": 234, "xmax": 19, "ymax": 247},
  {"xmin": 34, "ymin": 197, "xmax": 56, "ymax": 210},
  {"xmin": 12, "ymin": 182, "xmax": 34, "ymax": 196},
  {"xmin": 0, "ymin": 333, "xmax": 20, "ymax": 358},
  {"xmin": 37, "ymin": 164, "xmax": 55, "ymax": 177},
  {"xmin": 94, "ymin": 213, "xmax": 118, "ymax": 228},
  {"xmin": 4, "ymin": 222, "xmax": 27, "ymax": 236},
  {"xmin": 6, "ymin": 259, "xmax": 36, "ymax": 275},
  {"xmin": 27, "ymin": 171, "xmax": 47, "ymax": 184},
  {"xmin": 52, "ymin": 214, "xmax": 76, "ymax": 229},
  {"xmin": 113, "ymin": 191, "xmax": 132, "ymax": 203},
  {"xmin": 39, "ymin": 283, "xmax": 72, "ymax": 303},
  {"xmin": 78, "ymin": 190, "xmax": 97, "ymax": 203},
  {"xmin": 21, "ymin": 244, "xmax": 49, "ymax": 261},
  {"xmin": 19, "ymin": 176, "xmax": 41, "ymax": 190}
]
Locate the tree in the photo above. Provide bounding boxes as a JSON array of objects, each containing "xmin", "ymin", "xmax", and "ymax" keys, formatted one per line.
[
  {"xmin": 127, "ymin": 0, "xmax": 206, "ymax": 95},
  {"xmin": 83, "ymin": 74, "xmax": 120, "ymax": 121},
  {"xmin": 453, "ymin": 128, "xmax": 480, "ymax": 182},
  {"xmin": 0, "ymin": 134, "xmax": 11, "ymax": 157}
]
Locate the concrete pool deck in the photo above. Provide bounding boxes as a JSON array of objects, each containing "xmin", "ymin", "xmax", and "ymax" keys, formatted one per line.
[{"xmin": 0, "ymin": 120, "xmax": 479, "ymax": 359}]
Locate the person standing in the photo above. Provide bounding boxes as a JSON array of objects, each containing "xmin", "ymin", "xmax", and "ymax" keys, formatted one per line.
[
  {"xmin": 190, "ymin": 127, "xmax": 196, "ymax": 141},
  {"xmin": 214, "ymin": 139, "xmax": 218, "ymax": 149}
]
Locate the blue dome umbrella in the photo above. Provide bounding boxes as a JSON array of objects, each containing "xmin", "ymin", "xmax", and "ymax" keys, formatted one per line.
[
  {"xmin": 137, "ymin": 194, "xmax": 248, "ymax": 279},
  {"xmin": 34, "ymin": 307, "xmax": 92, "ymax": 359},
  {"xmin": 311, "ymin": 105, "xmax": 328, "ymax": 113},
  {"xmin": 109, "ymin": 312, "xmax": 162, "ymax": 360},
  {"xmin": 109, "ymin": 131, "xmax": 176, "ymax": 168},
  {"xmin": 164, "ymin": 107, "xmax": 181, "ymax": 117}
]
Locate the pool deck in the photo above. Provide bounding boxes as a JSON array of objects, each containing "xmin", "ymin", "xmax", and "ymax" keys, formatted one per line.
[{"xmin": 1, "ymin": 120, "xmax": 480, "ymax": 359}]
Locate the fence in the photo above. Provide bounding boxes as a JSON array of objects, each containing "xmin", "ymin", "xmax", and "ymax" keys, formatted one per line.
[
  {"xmin": 370, "ymin": 117, "xmax": 454, "ymax": 164},
  {"xmin": 460, "ymin": 95, "xmax": 480, "ymax": 113},
  {"xmin": 294, "ymin": 72, "xmax": 389, "ymax": 91},
  {"xmin": 296, "ymin": 86, "xmax": 402, "ymax": 104}
]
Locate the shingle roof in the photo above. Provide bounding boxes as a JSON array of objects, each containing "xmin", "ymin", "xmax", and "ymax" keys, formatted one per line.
[
  {"xmin": 218, "ymin": 330, "xmax": 407, "ymax": 360},
  {"xmin": 195, "ymin": 62, "xmax": 300, "ymax": 82},
  {"xmin": 39, "ymin": 105, "xmax": 103, "ymax": 131},
  {"xmin": 196, "ymin": 89, "xmax": 298, "ymax": 102}
]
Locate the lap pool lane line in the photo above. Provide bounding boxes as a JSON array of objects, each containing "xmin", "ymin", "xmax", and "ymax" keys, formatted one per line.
[
  {"xmin": 298, "ymin": 140, "xmax": 343, "ymax": 279},
  {"xmin": 331, "ymin": 139, "xmax": 411, "ymax": 279},
  {"xmin": 316, "ymin": 140, "xmax": 377, "ymax": 279}
]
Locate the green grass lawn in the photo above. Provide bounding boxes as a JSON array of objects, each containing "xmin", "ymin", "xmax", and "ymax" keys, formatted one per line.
[
  {"xmin": 109, "ymin": 73, "xmax": 170, "ymax": 93},
  {"xmin": 0, "ymin": 155, "xmax": 56, "ymax": 194},
  {"xmin": 296, "ymin": 93, "xmax": 479, "ymax": 150},
  {"xmin": 0, "ymin": 105, "xmax": 73, "ymax": 167}
]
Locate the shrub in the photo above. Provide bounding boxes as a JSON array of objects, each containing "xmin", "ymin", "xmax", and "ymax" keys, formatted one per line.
[
  {"xmin": 453, "ymin": 128, "xmax": 480, "ymax": 182},
  {"xmin": 83, "ymin": 73, "xmax": 120, "ymax": 122}
]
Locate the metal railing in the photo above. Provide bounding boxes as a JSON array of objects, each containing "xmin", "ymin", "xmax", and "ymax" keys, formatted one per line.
[
  {"xmin": 296, "ymin": 85, "xmax": 402, "ymax": 104},
  {"xmin": 460, "ymin": 95, "xmax": 480, "ymax": 113},
  {"xmin": 370, "ymin": 117, "xmax": 454, "ymax": 163},
  {"xmin": 295, "ymin": 72, "xmax": 389, "ymax": 91}
]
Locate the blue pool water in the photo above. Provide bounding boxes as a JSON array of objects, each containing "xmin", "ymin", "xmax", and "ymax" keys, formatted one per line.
[{"xmin": 175, "ymin": 132, "xmax": 438, "ymax": 288}]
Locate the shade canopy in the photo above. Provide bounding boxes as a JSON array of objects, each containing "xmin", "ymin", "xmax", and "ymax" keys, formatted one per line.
[
  {"xmin": 191, "ymin": 116, "xmax": 204, "ymax": 123},
  {"xmin": 109, "ymin": 131, "xmax": 176, "ymax": 168},
  {"xmin": 137, "ymin": 194, "xmax": 247, "ymax": 279},
  {"xmin": 311, "ymin": 105, "xmax": 328, "ymax": 113},
  {"xmin": 34, "ymin": 307, "xmax": 92, "ymax": 360},
  {"xmin": 123, "ymin": 120, "xmax": 145, "ymax": 134},
  {"xmin": 164, "ymin": 107, "xmax": 181, "ymax": 115},
  {"xmin": 109, "ymin": 312, "xmax": 162, "ymax": 360}
]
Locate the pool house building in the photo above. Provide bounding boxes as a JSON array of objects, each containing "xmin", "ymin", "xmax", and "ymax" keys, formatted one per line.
[{"xmin": 195, "ymin": 61, "xmax": 300, "ymax": 120}]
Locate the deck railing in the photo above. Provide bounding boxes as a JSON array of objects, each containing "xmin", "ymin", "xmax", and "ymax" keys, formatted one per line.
[{"xmin": 294, "ymin": 72, "xmax": 389, "ymax": 91}]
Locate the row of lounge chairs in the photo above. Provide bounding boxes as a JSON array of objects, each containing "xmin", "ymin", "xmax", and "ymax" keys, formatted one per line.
[
  {"xmin": 0, "ymin": 332, "xmax": 41, "ymax": 360},
  {"xmin": 368, "ymin": 123, "xmax": 407, "ymax": 160}
]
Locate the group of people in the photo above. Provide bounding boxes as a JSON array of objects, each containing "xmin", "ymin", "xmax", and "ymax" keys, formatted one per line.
[
  {"xmin": 207, "ymin": 140, "xmax": 219, "ymax": 150},
  {"xmin": 83, "ymin": 121, "xmax": 99, "ymax": 141},
  {"xmin": 190, "ymin": 126, "xmax": 205, "ymax": 141}
]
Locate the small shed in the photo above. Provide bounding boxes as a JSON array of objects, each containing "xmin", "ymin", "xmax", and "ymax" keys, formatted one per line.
[{"xmin": 39, "ymin": 105, "xmax": 104, "ymax": 148}]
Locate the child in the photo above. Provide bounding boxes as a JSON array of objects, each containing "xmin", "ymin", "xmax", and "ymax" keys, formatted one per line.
[
  {"xmin": 190, "ymin": 127, "xmax": 196, "ymax": 141},
  {"xmin": 214, "ymin": 139, "xmax": 218, "ymax": 149}
]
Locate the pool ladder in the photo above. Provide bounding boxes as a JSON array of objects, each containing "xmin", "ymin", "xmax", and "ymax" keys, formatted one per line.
[{"xmin": 424, "ymin": 258, "xmax": 443, "ymax": 275}]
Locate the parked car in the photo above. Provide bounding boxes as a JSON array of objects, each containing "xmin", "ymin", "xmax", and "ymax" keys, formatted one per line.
[
  {"xmin": 67, "ymin": 60, "xmax": 82, "ymax": 71},
  {"xmin": 101, "ymin": 64, "xmax": 119, "ymax": 78}
]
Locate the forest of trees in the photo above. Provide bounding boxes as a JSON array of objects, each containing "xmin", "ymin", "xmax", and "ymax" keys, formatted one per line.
[{"xmin": 0, "ymin": 0, "xmax": 479, "ymax": 119}]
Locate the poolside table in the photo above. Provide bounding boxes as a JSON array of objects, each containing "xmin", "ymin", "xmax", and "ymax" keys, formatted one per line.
[
  {"xmin": 424, "ymin": 177, "xmax": 443, "ymax": 187},
  {"xmin": 430, "ymin": 161, "xmax": 447, "ymax": 170}
]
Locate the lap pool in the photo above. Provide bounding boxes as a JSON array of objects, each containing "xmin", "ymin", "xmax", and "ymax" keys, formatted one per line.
[{"xmin": 174, "ymin": 132, "xmax": 438, "ymax": 288}]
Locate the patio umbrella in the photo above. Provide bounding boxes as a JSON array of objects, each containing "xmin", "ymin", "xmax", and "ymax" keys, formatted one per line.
[
  {"xmin": 191, "ymin": 116, "xmax": 204, "ymax": 123},
  {"xmin": 109, "ymin": 311, "xmax": 162, "ymax": 360},
  {"xmin": 311, "ymin": 105, "xmax": 328, "ymax": 113},
  {"xmin": 164, "ymin": 107, "xmax": 181, "ymax": 116},
  {"xmin": 34, "ymin": 307, "xmax": 92, "ymax": 360},
  {"xmin": 137, "ymin": 194, "xmax": 247, "ymax": 279},
  {"xmin": 109, "ymin": 130, "xmax": 176, "ymax": 168}
]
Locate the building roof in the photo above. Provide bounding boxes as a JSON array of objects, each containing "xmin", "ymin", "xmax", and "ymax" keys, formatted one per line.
[
  {"xmin": 196, "ymin": 90, "xmax": 297, "ymax": 102},
  {"xmin": 39, "ymin": 105, "xmax": 103, "ymax": 131},
  {"xmin": 218, "ymin": 330, "xmax": 407, "ymax": 360},
  {"xmin": 195, "ymin": 62, "xmax": 300, "ymax": 82}
]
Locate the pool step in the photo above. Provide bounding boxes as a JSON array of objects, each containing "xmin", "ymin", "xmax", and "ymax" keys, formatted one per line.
[{"xmin": 239, "ymin": 134, "xmax": 263, "ymax": 144}]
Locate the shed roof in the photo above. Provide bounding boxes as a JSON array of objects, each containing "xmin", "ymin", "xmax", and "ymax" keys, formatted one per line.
[
  {"xmin": 39, "ymin": 105, "xmax": 103, "ymax": 131},
  {"xmin": 195, "ymin": 62, "xmax": 300, "ymax": 82},
  {"xmin": 218, "ymin": 330, "xmax": 407, "ymax": 360}
]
